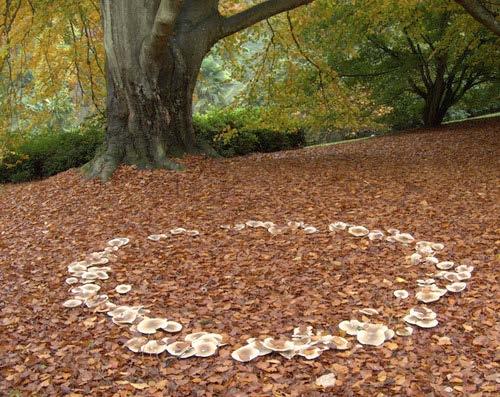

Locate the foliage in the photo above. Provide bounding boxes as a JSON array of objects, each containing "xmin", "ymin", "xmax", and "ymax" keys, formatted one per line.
[
  {"xmin": 194, "ymin": 108, "xmax": 305, "ymax": 156},
  {"xmin": 0, "ymin": 115, "xmax": 104, "ymax": 183}
]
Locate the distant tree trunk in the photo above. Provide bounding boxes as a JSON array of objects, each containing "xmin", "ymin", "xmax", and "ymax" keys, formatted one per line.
[
  {"xmin": 84, "ymin": 0, "xmax": 313, "ymax": 180},
  {"xmin": 454, "ymin": 0, "xmax": 500, "ymax": 36}
]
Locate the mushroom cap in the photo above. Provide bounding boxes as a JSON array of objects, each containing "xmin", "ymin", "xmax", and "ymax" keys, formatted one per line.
[
  {"xmin": 384, "ymin": 329, "xmax": 395, "ymax": 340},
  {"xmin": 329, "ymin": 221, "xmax": 348, "ymax": 231},
  {"xmin": 444, "ymin": 272, "xmax": 461, "ymax": 282},
  {"xmin": 107, "ymin": 305, "xmax": 132, "ymax": 317},
  {"xmin": 245, "ymin": 220, "xmax": 264, "ymax": 228},
  {"xmin": 115, "ymin": 284, "xmax": 132, "ymax": 294},
  {"xmin": 186, "ymin": 230, "xmax": 200, "ymax": 237},
  {"xmin": 112, "ymin": 309, "xmax": 139, "ymax": 325},
  {"xmin": 279, "ymin": 350, "xmax": 297, "ymax": 360},
  {"xmin": 166, "ymin": 341, "xmax": 192, "ymax": 356},
  {"xmin": 193, "ymin": 341, "xmax": 218, "ymax": 357},
  {"xmin": 124, "ymin": 336, "xmax": 148, "ymax": 353},
  {"xmin": 249, "ymin": 340, "xmax": 273, "ymax": 356},
  {"xmin": 231, "ymin": 345, "xmax": 260, "ymax": 362},
  {"xmin": 95, "ymin": 301, "xmax": 116, "ymax": 313},
  {"xmin": 81, "ymin": 271, "xmax": 99, "ymax": 281},
  {"xmin": 178, "ymin": 347, "xmax": 196, "ymax": 359},
  {"xmin": 348, "ymin": 226, "xmax": 369, "ymax": 237},
  {"xmin": 94, "ymin": 270, "xmax": 109, "ymax": 280},
  {"xmin": 404, "ymin": 315, "xmax": 438, "ymax": 328},
  {"xmin": 85, "ymin": 294, "xmax": 108, "ymax": 308},
  {"xmin": 455, "ymin": 264, "xmax": 474, "ymax": 273},
  {"xmin": 431, "ymin": 243, "xmax": 445, "ymax": 251},
  {"xmin": 141, "ymin": 340, "xmax": 167, "ymax": 354},
  {"xmin": 262, "ymin": 338, "xmax": 295, "ymax": 352},
  {"xmin": 457, "ymin": 271, "xmax": 472, "ymax": 281},
  {"xmin": 408, "ymin": 253, "xmax": 422, "ymax": 265},
  {"xmin": 293, "ymin": 325, "xmax": 314, "ymax": 338},
  {"xmin": 137, "ymin": 317, "xmax": 169, "ymax": 334},
  {"xmin": 184, "ymin": 332, "xmax": 209, "ymax": 342},
  {"xmin": 63, "ymin": 299, "xmax": 82, "ymax": 308},
  {"xmin": 394, "ymin": 233, "xmax": 415, "ymax": 244},
  {"xmin": 328, "ymin": 336, "xmax": 351, "ymax": 350},
  {"xmin": 356, "ymin": 326, "xmax": 387, "ymax": 346},
  {"xmin": 147, "ymin": 234, "xmax": 169, "ymax": 241},
  {"xmin": 65, "ymin": 277, "xmax": 79, "ymax": 285},
  {"xmin": 425, "ymin": 257, "xmax": 439, "ymax": 265},
  {"xmin": 161, "ymin": 321, "xmax": 183, "ymax": 333},
  {"xmin": 409, "ymin": 306, "xmax": 437, "ymax": 320},
  {"xmin": 359, "ymin": 308, "xmax": 379, "ymax": 316},
  {"xmin": 303, "ymin": 226, "xmax": 318, "ymax": 234},
  {"xmin": 107, "ymin": 237, "xmax": 129, "ymax": 247},
  {"xmin": 394, "ymin": 289, "xmax": 409, "ymax": 299},
  {"xmin": 387, "ymin": 228, "xmax": 400, "ymax": 235},
  {"xmin": 292, "ymin": 336, "xmax": 312, "ymax": 350},
  {"xmin": 298, "ymin": 346, "xmax": 322, "ymax": 359},
  {"xmin": 233, "ymin": 223, "xmax": 246, "ymax": 231},
  {"xmin": 339, "ymin": 320, "xmax": 365, "ymax": 335},
  {"xmin": 80, "ymin": 284, "xmax": 101, "ymax": 294},
  {"xmin": 396, "ymin": 326, "xmax": 414, "ymax": 337},
  {"xmin": 68, "ymin": 263, "xmax": 88, "ymax": 273},
  {"xmin": 170, "ymin": 227, "xmax": 186, "ymax": 235},
  {"xmin": 436, "ymin": 261, "xmax": 454, "ymax": 270},
  {"xmin": 446, "ymin": 282, "xmax": 466, "ymax": 292},
  {"xmin": 416, "ymin": 286, "xmax": 446, "ymax": 303},
  {"xmin": 368, "ymin": 230, "xmax": 385, "ymax": 240},
  {"xmin": 416, "ymin": 245, "xmax": 434, "ymax": 256},
  {"xmin": 315, "ymin": 373, "xmax": 336, "ymax": 388},
  {"xmin": 417, "ymin": 278, "xmax": 435, "ymax": 286}
]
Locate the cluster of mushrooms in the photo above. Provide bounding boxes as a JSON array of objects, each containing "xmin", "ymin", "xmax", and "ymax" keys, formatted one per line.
[{"xmin": 62, "ymin": 219, "xmax": 473, "ymax": 365}]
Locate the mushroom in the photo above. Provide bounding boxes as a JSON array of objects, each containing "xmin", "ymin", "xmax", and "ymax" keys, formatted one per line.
[
  {"xmin": 68, "ymin": 263, "xmax": 88, "ymax": 273},
  {"xmin": 193, "ymin": 340, "xmax": 218, "ymax": 357},
  {"xmin": 268, "ymin": 225, "xmax": 287, "ymax": 235},
  {"xmin": 359, "ymin": 308, "xmax": 379, "ymax": 316},
  {"xmin": 186, "ymin": 230, "xmax": 200, "ymax": 237},
  {"xmin": 178, "ymin": 347, "xmax": 196, "ymax": 359},
  {"xmin": 431, "ymin": 243, "xmax": 445, "ymax": 251},
  {"xmin": 384, "ymin": 329, "xmax": 395, "ymax": 340},
  {"xmin": 404, "ymin": 307, "xmax": 438, "ymax": 328},
  {"xmin": 107, "ymin": 237, "xmax": 129, "ymax": 247},
  {"xmin": 417, "ymin": 278, "xmax": 435, "ymax": 286},
  {"xmin": 339, "ymin": 320, "xmax": 365, "ymax": 335},
  {"xmin": 115, "ymin": 284, "xmax": 132, "ymax": 294},
  {"xmin": 293, "ymin": 325, "xmax": 314, "ymax": 338},
  {"xmin": 408, "ymin": 253, "xmax": 422, "ymax": 265},
  {"xmin": 137, "ymin": 317, "xmax": 169, "ymax": 334},
  {"xmin": 141, "ymin": 340, "xmax": 167, "ymax": 354},
  {"xmin": 455, "ymin": 264, "xmax": 474, "ymax": 273},
  {"xmin": 231, "ymin": 345, "xmax": 260, "ymax": 362},
  {"xmin": 396, "ymin": 326, "xmax": 413, "ymax": 337},
  {"xmin": 457, "ymin": 271, "xmax": 472, "ymax": 281},
  {"xmin": 356, "ymin": 324, "xmax": 388, "ymax": 346},
  {"xmin": 444, "ymin": 272, "xmax": 461, "ymax": 282},
  {"xmin": 348, "ymin": 226, "xmax": 369, "ymax": 237},
  {"xmin": 446, "ymin": 282, "xmax": 466, "ymax": 292},
  {"xmin": 79, "ymin": 284, "xmax": 101, "ymax": 294},
  {"xmin": 394, "ymin": 233, "xmax": 415, "ymax": 244},
  {"xmin": 161, "ymin": 321, "xmax": 183, "ymax": 333},
  {"xmin": 65, "ymin": 277, "xmax": 79, "ymax": 285},
  {"xmin": 124, "ymin": 336, "xmax": 148, "ymax": 353},
  {"xmin": 394, "ymin": 289, "xmax": 409, "ymax": 299},
  {"xmin": 95, "ymin": 301, "xmax": 116, "ymax": 313},
  {"xmin": 170, "ymin": 227, "xmax": 186, "ymax": 235},
  {"xmin": 303, "ymin": 226, "xmax": 318, "ymax": 234},
  {"xmin": 245, "ymin": 220, "xmax": 264, "ymax": 228},
  {"xmin": 416, "ymin": 286, "xmax": 446, "ymax": 303},
  {"xmin": 81, "ymin": 272, "xmax": 99, "ymax": 281},
  {"xmin": 315, "ymin": 373, "xmax": 336, "ymax": 388},
  {"xmin": 436, "ymin": 261, "xmax": 454, "ymax": 270},
  {"xmin": 87, "ymin": 256, "xmax": 110, "ymax": 266},
  {"xmin": 262, "ymin": 338, "xmax": 295, "ymax": 352},
  {"xmin": 329, "ymin": 222, "xmax": 348, "ymax": 231},
  {"xmin": 287, "ymin": 221, "xmax": 303, "ymax": 230},
  {"xmin": 292, "ymin": 336, "xmax": 312, "ymax": 350},
  {"xmin": 233, "ymin": 223, "xmax": 246, "ymax": 231},
  {"xmin": 298, "ymin": 346, "xmax": 322, "ymax": 359},
  {"xmin": 147, "ymin": 234, "xmax": 169, "ymax": 241},
  {"xmin": 279, "ymin": 350, "xmax": 297, "ymax": 360},
  {"xmin": 416, "ymin": 245, "xmax": 434, "ymax": 257},
  {"xmin": 166, "ymin": 341, "xmax": 192, "ymax": 356},
  {"xmin": 425, "ymin": 257, "xmax": 439, "ymax": 265},
  {"xmin": 112, "ymin": 309, "xmax": 139, "ymax": 325},
  {"xmin": 368, "ymin": 230, "xmax": 385, "ymax": 240},
  {"xmin": 248, "ymin": 339, "xmax": 273, "ymax": 356},
  {"xmin": 410, "ymin": 306, "xmax": 437, "ymax": 320},
  {"xmin": 85, "ymin": 294, "xmax": 108, "ymax": 308},
  {"xmin": 404, "ymin": 315, "xmax": 438, "ymax": 328},
  {"xmin": 63, "ymin": 299, "xmax": 82, "ymax": 308},
  {"xmin": 328, "ymin": 336, "xmax": 351, "ymax": 350},
  {"xmin": 387, "ymin": 228, "xmax": 400, "ymax": 235}
]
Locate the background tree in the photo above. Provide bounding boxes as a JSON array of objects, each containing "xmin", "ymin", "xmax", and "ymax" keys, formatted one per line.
[{"xmin": 454, "ymin": 0, "xmax": 500, "ymax": 36}]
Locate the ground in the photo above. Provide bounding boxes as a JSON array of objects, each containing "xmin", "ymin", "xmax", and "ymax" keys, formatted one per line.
[{"xmin": 0, "ymin": 119, "xmax": 499, "ymax": 396}]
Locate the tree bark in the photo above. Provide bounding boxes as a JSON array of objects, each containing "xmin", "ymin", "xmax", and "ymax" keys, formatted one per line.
[
  {"xmin": 84, "ymin": 0, "xmax": 313, "ymax": 180},
  {"xmin": 454, "ymin": 0, "xmax": 500, "ymax": 36}
]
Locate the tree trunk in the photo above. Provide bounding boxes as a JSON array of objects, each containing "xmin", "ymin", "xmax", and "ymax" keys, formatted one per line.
[
  {"xmin": 422, "ymin": 96, "xmax": 448, "ymax": 127},
  {"xmin": 84, "ymin": 1, "xmax": 218, "ymax": 180}
]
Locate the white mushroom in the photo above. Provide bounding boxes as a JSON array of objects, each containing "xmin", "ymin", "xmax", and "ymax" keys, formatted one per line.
[
  {"xmin": 408, "ymin": 253, "xmax": 422, "ymax": 265},
  {"xmin": 137, "ymin": 318, "xmax": 169, "ymax": 334},
  {"xmin": 328, "ymin": 336, "xmax": 351, "ymax": 350},
  {"xmin": 115, "ymin": 284, "xmax": 132, "ymax": 294},
  {"xmin": 65, "ymin": 277, "xmax": 79, "ymax": 285},
  {"xmin": 348, "ymin": 226, "xmax": 369, "ymax": 237},
  {"xmin": 436, "ymin": 261, "xmax": 454, "ymax": 270},
  {"xmin": 359, "ymin": 308, "xmax": 379, "ymax": 316},
  {"xmin": 457, "ymin": 271, "xmax": 472, "ymax": 281},
  {"xmin": 166, "ymin": 341, "xmax": 192, "ymax": 356},
  {"xmin": 184, "ymin": 332, "xmax": 209, "ymax": 342},
  {"xmin": 416, "ymin": 286, "xmax": 446, "ymax": 303},
  {"xmin": 329, "ymin": 222, "xmax": 348, "ymax": 231},
  {"xmin": 161, "ymin": 321, "xmax": 183, "ymax": 333},
  {"xmin": 298, "ymin": 346, "xmax": 322, "ymax": 359},
  {"xmin": 396, "ymin": 326, "xmax": 414, "ymax": 337},
  {"xmin": 446, "ymin": 282, "xmax": 466, "ymax": 292},
  {"xmin": 147, "ymin": 234, "xmax": 169, "ymax": 241},
  {"xmin": 293, "ymin": 325, "xmax": 314, "ymax": 338},
  {"xmin": 303, "ymin": 226, "xmax": 318, "ymax": 234},
  {"xmin": 339, "ymin": 319, "xmax": 365, "ymax": 335},
  {"xmin": 394, "ymin": 289, "xmax": 409, "ymax": 299},
  {"xmin": 170, "ymin": 227, "xmax": 187, "ymax": 235},
  {"xmin": 63, "ymin": 299, "xmax": 82, "ymax": 308},
  {"xmin": 124, "ymin": 336, "xmax": 148, "ymax": 353},
  {"xmin": 141, "ymin": 340, "xmax": 167, "ymax": 354},
  {"xmin": 431, "ymin": 243, "xmax": 445, "ymax": 251},
  {"xmin": 245, "ymin": 220, "xmax": 264, "ymax": 228},
  {"xmin": 262, "ymin": 338, "xmax": 295, "ymax": 352},
  {"xmin": 368, "ymin": 230, "xmax": 385, "ymax": 240},
  {"xmin": 193, "ymin": 341, "xmax": 218, "ymax": 357},
  {"xmin": 455, "ymin": 264, "xmax": 474, "ymax": 273},
  {"xmin": 356, "ymin": 324, "xmax": 388, "ymax": 346},
  {"xmin": 231, "ymin": 345, "xmax": 260, "ymax": 362},
  {"xmin": 107, "ymin": 237, "xmax": 129, "ymax": 247},
  {"xmin": 394, "ymin": 233, "xmax": 415, "ymax": 244}
]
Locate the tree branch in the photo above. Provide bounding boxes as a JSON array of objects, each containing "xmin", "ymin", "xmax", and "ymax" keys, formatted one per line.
[
  {"xmin": 219, "ymin": 0, "xmax": 313, "ymax": 40},
  {"xmin": 454, "ymin": 0, "xmax": 500, "ymax": 36}
]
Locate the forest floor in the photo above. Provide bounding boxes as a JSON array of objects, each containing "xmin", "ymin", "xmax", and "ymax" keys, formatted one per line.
[{"xmin": 0, "ymin": 118, "xmax": 499, "ymax": 396}]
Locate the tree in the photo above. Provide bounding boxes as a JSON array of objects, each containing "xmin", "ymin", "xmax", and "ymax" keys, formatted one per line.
[
  {"xmin": 322, "ymin": 0, "xmax": 499, "ymax": 127},
  {"xmin": 79, "ymin": 0, "xmax": 313, "ymax": 179},
  {"xmin": 454, "ymin": 0, "xmax": 500, "ymax": 36}
]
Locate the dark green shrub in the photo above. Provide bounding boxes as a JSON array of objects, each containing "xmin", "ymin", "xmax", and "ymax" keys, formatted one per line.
[{"xmin": 0, "ymin": 116, "xmax": 104, "ymax": 183}]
